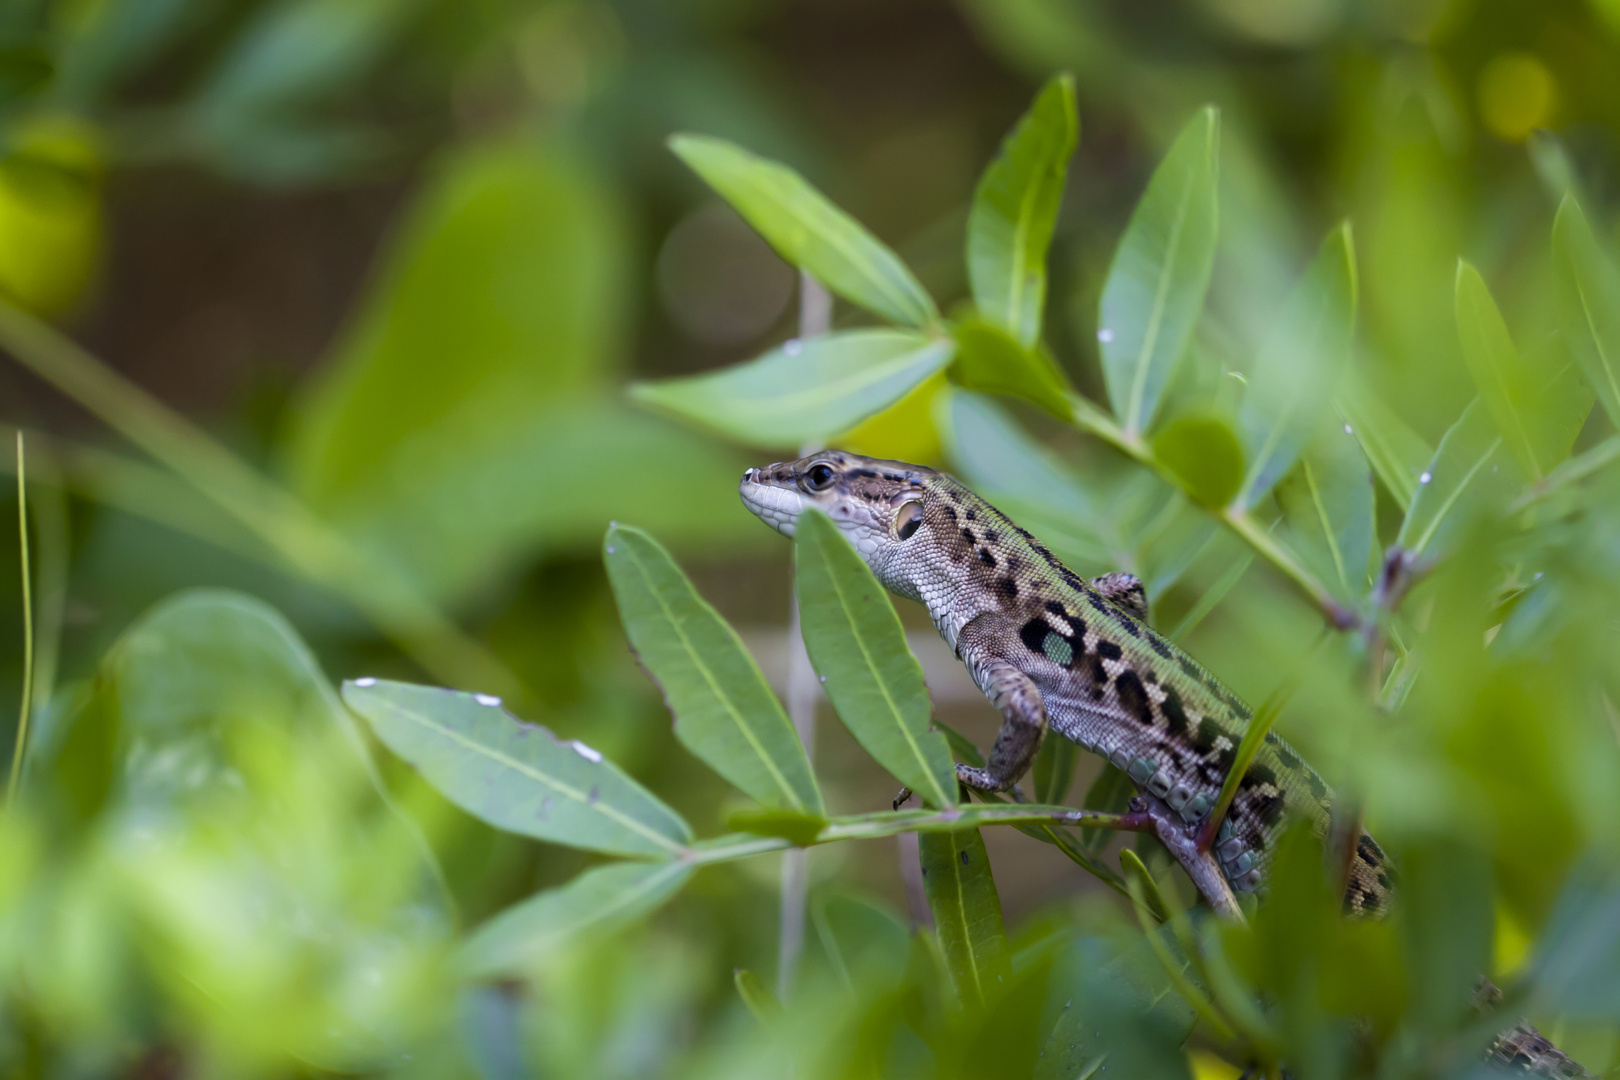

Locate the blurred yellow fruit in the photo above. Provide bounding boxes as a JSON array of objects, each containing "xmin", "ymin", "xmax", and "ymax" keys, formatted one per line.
[
  {"xmin": 835, "ymin": 371, "xmax": 947, "ymax": 464},
  {"xmin": 0, "ymin": 117, "xmax": 104, "ymax": 317},
  {"xmin": 1188, "ymin": 1048, "xmax": 1246, "ymax": 1080},
  {"xmin": 1478, "ymin": 53, "xmax": 1557, "ymax": 142}
]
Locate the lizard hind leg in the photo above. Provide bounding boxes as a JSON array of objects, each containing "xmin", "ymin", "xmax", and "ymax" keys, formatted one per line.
[{"xmin": 1089, "ymin": 571, "xmax": 1149, "ymax": 622}]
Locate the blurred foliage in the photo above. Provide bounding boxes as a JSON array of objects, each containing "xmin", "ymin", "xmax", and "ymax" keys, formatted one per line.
[{"xmin": 0, "ymin": 0, "xmax": 1618, "ymax": 1076}]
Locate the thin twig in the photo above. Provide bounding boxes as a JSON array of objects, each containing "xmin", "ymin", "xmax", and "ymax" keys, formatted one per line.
[
  {"xmin": 778, "ymin": 270, "xmax": 833, "ymax": 1000},
  {"xmin": 8, "ymin": 433, "xmax": 33, "ymax": 805}
]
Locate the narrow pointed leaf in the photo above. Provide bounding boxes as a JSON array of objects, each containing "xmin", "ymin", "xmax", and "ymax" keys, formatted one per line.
[
  {"xmin": 1552, "ymin": 195, "xmax": 1620, "ymax": 427},
  {"xmin": 1233, "ymin": 222, "xmax": 1358, "ymax": 510},
  {"xmin": 669, "ymin": 134, "xmax": 938, "ymax": 328},
  {"xmin": 1100, "ymin": 106, "xmax": 1220, "ymax": 436},
  {"xmin": 1275, "ymin": 419, "xmax": 1375, "ymax": 601},
  {"xmin": 1337, "ymin": 377, "xmax": 1432, "ymax": 511},
  {"xmin": 604, "ymin": 524, "xmax": 824, "ymax": 816},
  {"xmin": 457, "ymin": 861, "xmax": 693, "ymax": 977},
  {"xmin": 1455, "ymin": 260, "xmax": 1585, "ymax": 479},
  {"xmin": 1395, "ymin": 398, "xmax": 1517, "ymax": 558},
  {"xmin": 950, "ymin": 318, "xmax": 1074, "ymax": 421},
  {"xmin": 794, "ymin": 509, "xmax": 957, "ymax": 809},
  {"xmin": 345, "ymin": 679, "xmax": 692, "ymax": 858},
  {"xmin": 631, "ymin": 330, "xmax": 954, "ymax": 449},
  {"xmin": 919, "ymin": 828, "xmax": 1010, "ymax": 1008},
  {"xmin": 967, "ymin": 73, "xmax": 1078, "ymax": 347}
]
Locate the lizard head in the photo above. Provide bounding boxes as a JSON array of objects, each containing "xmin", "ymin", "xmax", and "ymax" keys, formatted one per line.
[{"xmin": 739, "ymin": 450, "xmax": 937, "ymax": 558}]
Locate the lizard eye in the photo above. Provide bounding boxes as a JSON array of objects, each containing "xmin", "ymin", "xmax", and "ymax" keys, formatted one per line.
[
  {"xmin": 804, "ymin": 464, "xmax": 836, "ymax": 491},
  {"xmin": 895, "ymin": 501, "xmax": 924, "ymax": 540}
]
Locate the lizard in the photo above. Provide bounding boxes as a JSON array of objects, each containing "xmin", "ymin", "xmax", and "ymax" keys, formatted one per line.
[{"xmin": 739, "ymin": 448, "xmax": 1590, "ymax": 1078}]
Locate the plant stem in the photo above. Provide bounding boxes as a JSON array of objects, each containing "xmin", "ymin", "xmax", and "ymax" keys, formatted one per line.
[
  {"xmin": 8, "ymin": 434, "xmax": 32, "ymax": 806},
  {"xmin": 1506, "ymin": 431, "xmax": 1620, "ymax": 515},
  {"xmin": 0, "ymin": 298, "xmax": 524, "ymax": 700}
]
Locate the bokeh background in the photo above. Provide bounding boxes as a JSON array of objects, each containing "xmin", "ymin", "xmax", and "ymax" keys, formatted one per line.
[{"xmin": 3, "ymin": 0, "xmax": 1620, "ymax": 1075}]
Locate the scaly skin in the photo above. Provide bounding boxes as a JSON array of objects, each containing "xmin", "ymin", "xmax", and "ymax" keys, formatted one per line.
[{"xmin": 740, "ymin": 449, "xmax": 1589, "ymax": 1078}]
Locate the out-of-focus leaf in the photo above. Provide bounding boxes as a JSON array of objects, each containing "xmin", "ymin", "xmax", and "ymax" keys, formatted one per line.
[
  {"xmin": 950, "ymin": 318, "xmax": 1074, "ymax": 421},
  {"xmin": 918, "ymin": 827, "xmax": 1009, "ymax": 1008},
  {"xmin": 198, "ymin": 0, "xmax": 418, "ymax": 119},
  {"xmin": 1100, "ymin": 106, "xmax": 1220, "ymax": 437},
  {"xmin": 1395, "ymin": 398, "xmax": 1517, "ymax": 558},
  {"xmin": 733, "ymin": 969, "xmax": 781, "ymax": 1020},
  {"xmin": 793, "ymin": 510, "xmax": 956, "ymax": 809},
  {"xmin": 835, "ymin": 371, "xmax": 948, "ymax": 465},
  {"xmin": 1276, "ymin": 419, "xmax": 1374, "ymax": 601},
  {"xmin": 52, "ymin": 0, "xmax": 199, "ymax": 106},
  {"xmin": 725, "ymin": 808, "xmax": 826, "ymax": 845},
  {"xmin": 1032, "ymin": 735, "xmax": 1076, "ymax": 806},
  {"xmin": 1400, "ymin": 840, "xmax": 1493, "ymax": 1036},
  {"xmin": 1036, "ymin": 934, "xmax": 1196, "ymax": 1080},
  {"xmin": 1337, "ymin": 375, "xmax": 1432, "ymax": 512},
  {"xmin": 287, "ymin": 140, "xmax": 745, "ymax": 606},
  {"xmin": 631, "ymin": 330, "xmax": 955, "ymax": 449},
  {"xmin": 668, "ymin": 134, "xmax": 938, "ymax": 328},
  {"xmin": 0, "ymin": 124, "xmax": 103, "ymax": 316},
  {"xmin": 1233, "ymin": 222, "xmax": 1357, "ymax": 510},
  {"xmin": 1153, "ymin": 411, "xmax": 1244, "ymax": 508},
  {"xmin": 1552, "ymin": 195, "xmax": 1620, "ymax": 427},
  {"xmin": 603, "ymin": 525, "xmax": 823, "ymax": 816},
  {"xmin": 1525, "ymin": 865, "xmax": 1620, "ymax": 1022},
  {"xmin": 1455, "ymin": 260, "xmax": 1584, "ymax": 480},
  {"xmin": 457, "ymin": 861, "xmax": 693, "ymax": 979},
  {"xmin": 342, "ymin": 679, "xmax": 692, "ymax": 859},
  {"xmin": 966, "ymin": 73, "xmax": 1077, "ymax": 348}
]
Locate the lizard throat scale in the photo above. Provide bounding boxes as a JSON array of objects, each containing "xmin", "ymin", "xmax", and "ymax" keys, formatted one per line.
[{"xmin": 741, "ymin": 449, "xmax": 1389, "ymax": 915}]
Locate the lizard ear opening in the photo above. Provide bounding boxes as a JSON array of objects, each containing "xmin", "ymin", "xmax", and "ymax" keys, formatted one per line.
[{"xmin": 895, "ymin": 501, "xmax": 924, "ymax": 541}]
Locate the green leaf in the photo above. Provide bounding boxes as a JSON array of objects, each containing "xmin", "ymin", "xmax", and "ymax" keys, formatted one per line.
[
  {"xmin": 631, "ymin": 330, "xmax": 955, "ymax": 450},
  {"xmin": 284, "ymin": 140, "xmax": 751, "ymax": 604},
  {"xmin": 668, "ymin": 134, "xmax": 938, "ymax": 328},
  {"xmin": 793, "ymin": 509, "xmax": 957, "ymax": 809},
  {"xmin": 918, "ymin": 828, "xmax": 1010, "ymax": 1008},
  {"xmin": 457, "ymin": 861, "xmax": 693, "ymax": 978},
  {"xmin": 1552, "ymin": 195, "xmax": 1620, "ymax": 427},
  {"xmin": 1099, "ymin": 106, "xmax": 1220, "ymax": 436},
  {"xmin": 733, "ymin": 969, "xmax": 781, "ymax": 1020},
  {"xmin": 1032, "ymin": 735, "xmax": 1077, "ymax": 806},
  {"xmin": 1455, "ymin": 259, "xmax": 1576, "ymax": 479},
  {"xmin": 342, "ymin": 679, "xmax": 692, "ymax": 859},
  {"xmin": 1233, "ymin": 222, "xmax": 1358, "ymax": 510},
  {"xmin": 603, "ymin": 524, "xmax": 823, "ymax": 816},
  {"xmin": 1394, "ymin": 398, "xmax": 1516, "ymax": 558},
  {"xmin": 1337, "ymin": 376, "xmax": 1432, "ymax": 512},
  {"xmin": 1275, "ymin": 418, "xmax": 1375, "ymax": 601},
  {"xmin": 1152, "ymin": 412, "xmax": 1244, "ymax": 508},
  {"xmin": 966, "ymin": 73, "xmax": 1078, "ymax": 348},
  {"xmin": 725, "ymin": 808, "xmax": 827, "ymax": 846},
  {"xmin": 950, "ymin": 318, "xmax": 1074, "ymax": 421}
]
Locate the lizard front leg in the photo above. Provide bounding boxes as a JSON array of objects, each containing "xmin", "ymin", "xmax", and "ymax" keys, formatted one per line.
[{"xmin": 954, "ymin": 614, "xmax": 1048, "ymax": 793}]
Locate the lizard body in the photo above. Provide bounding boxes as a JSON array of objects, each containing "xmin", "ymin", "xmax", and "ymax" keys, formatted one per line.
[{"xmin": 741, "ymin": 449, "xmax": 1589, "ymax": 1077}]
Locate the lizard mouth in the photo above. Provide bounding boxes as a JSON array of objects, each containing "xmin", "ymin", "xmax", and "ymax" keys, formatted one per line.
[{"xmin": 739, "ymin": 471, "xmax": 807, "ymax": 536}]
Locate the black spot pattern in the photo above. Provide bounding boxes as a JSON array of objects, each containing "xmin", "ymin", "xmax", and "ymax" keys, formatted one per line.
[
  {"xmin": 1095, "ymin": 640, "xmax": 1123, "ymax": 661},
  {"xmin": 1044, "ymin": 600, "xmax": 1068, "ymax": 617},
  {"xmin": 1160, "ymin": 687, "xmax": 1191, "ymax": 737},
  {"xmin": 1178, "ymin": 657, "xmax": 1203, "ymax": 682},
  {"xmin": 961, "ymin": 528, "xmax": 976, "ymax": 544},
  {"xmin": 1019, "ymin": 619, "xmax": 1048, "ymax": 655},
  {"xmin": 1304, "ymin": 771, "xmax": 1327, "ymax": 798},
  {"xmin": 1114, "ymin": 671, "xmax": 1154, "ymax": 726},
  {"xmin": 977, "ymin": 548, "xmax": 997, "ymax": 568},
  {"xmin": 1191, "ymin": 718, "xmax": 1221, "ymax": 754},
  {"xmin": 996, "ymin": 577, "xmax": 1019, "ymax": 599},
  {"xmin": 1147, "ymin": 633, "xmax": 1174, "ymax": 659}
]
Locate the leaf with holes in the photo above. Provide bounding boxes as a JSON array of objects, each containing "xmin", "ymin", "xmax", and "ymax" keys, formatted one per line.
[
  {"xmin": 1099, "ymin": 106, "xmax": 1220, "ymax": 437},
  {"xmin": 668, "ymin": 134, "xmax": 938, "ymax": 328},
  {"xmin": 343, "ymin": 679, "xmax": 692, "ymax": 859},
  {"xmin": 604, "ymin": 524, "xmax": 824, "ymax": 816},
  {"xmin": 794, "ymin": 509, "xmax": 957, "ymax": 809}
]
